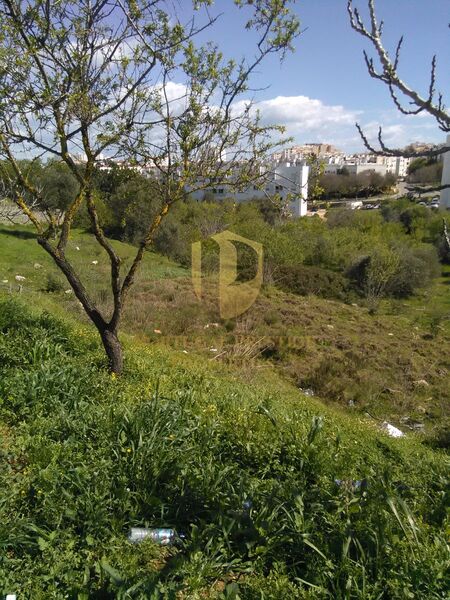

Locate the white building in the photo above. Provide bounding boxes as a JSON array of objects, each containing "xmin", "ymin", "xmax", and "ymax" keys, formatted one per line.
[
  {"xmin": 344, "ymin": 163, "xmax": 387, "ymax": 176},
  {"xmin": 323, "ymin": 163, "xmax": 345, "ymax": 174},
  {"xmin": 189, "ymin": 162, "xmax": 309, "ymax": 217},
  {"xmin": 322, "ymin": 153, "xmax": 410, "ymax": 178},
  {"xmin": 382, "ymin": 156, "xmax": 410, "ymax": 178}
]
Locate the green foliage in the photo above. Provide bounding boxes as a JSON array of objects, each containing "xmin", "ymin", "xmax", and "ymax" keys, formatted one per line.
[
  {"xmin": 347, "ymin": 244, "xmax": 440, "ymax": 311},
  {"xmin": 381, "ymin": 198, "xmax": 450, "ymax": 261},
  {"xmin": 0, "ymin": 158, "xmax": 79, "ymax": 212},
  {"xmin": 38, "ymin": 160, "xmax": 80, "ymax": 212},
  {"xmin": 0, "ymin": 299, "xmax": 448, "ymax": 597},
  {"xmin": 122, "ymin": 197, "xmax": 445, "ymax": 305},
  {"xmin": 275, "ymin": 263, "xmax": 350, "ymax": 301},
  {"xmin": 387, "ymin": 245, "xmax": 441, "ymax": 297},
  {"xmin": 318, "ymin": 171, "xmax": 397, "ymax": 200},
  {"xmin": 306, "ymin": 154, "xmax": 325, "ymax": 200},
  {"xmin": 44, "ymin": 272, "xmax": 66, "ymax": 294},
  {"xmin": 399, "ymin": 205, "xmax": 431, "ymax": 236},
  {"xmin": 87, "ymin": 166, "xmax": 163, "ymax": 244},
  {"xmin": 408, "ymin": 158, "xmax": 429, "ymax": 175},
  {"xmin": 408, "ymin": 157, "xmax": 443, "ymax": 184}
]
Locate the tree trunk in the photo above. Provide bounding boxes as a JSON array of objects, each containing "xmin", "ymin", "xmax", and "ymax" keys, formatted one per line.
[
  {"xmin": 100, "ymin": 328, "xmax": 123, "ymax": 374},
  {"xmin": 36, "ymin": 238, "xmax": 124, "ymax": 374},
  {"xmin": 443, "ymin": 219, "xmax": 450, "ymax": 256}
]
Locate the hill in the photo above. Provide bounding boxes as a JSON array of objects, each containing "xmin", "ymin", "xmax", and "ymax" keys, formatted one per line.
[
  {"xmin": 0, "ymin": 224, "xmax": 449, "ymax": 597},
  {"xmin": 0, "ymin": 297, "xmax": 448, "ymax": 598},
  {"xmin": 1, "ymin": 224, "xmax": 449, "ymax": 444}
]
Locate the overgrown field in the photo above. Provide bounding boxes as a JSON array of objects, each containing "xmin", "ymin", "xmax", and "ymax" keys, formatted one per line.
[
  {"xmin": 0, "ymin": 299, "xmax": 448, "ymax": 598},
  {"xmin": 1, "ymin": 224, "xmax": 449, "ymax": 443}
]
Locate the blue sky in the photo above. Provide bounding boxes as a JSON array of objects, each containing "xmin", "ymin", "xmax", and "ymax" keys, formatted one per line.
[{"xmin": 186, "ymin": 0, "xmax": 450, "ymax": 152}]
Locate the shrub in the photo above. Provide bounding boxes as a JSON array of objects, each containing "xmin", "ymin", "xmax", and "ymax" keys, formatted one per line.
[
  {"xmin": 399, "ymin": 205, "xmax": 431, "ymax": 236},
  {"xmin": 44, "ymin": 272, "xmax": 66, "ymax": 293},
  {"xmin": 387, "ymin": 245, "xmax": 441, "ymax": 297},
  {"xmin": 347, "ymin": 245, "xmax": 441, "ymax": 301},
  {"xmin": 274, "ymin": 263, "xmax": 351, "ymax": 300}
]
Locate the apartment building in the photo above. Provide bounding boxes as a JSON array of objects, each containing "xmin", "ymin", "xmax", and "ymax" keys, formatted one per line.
[{"xmin": 189, "ymin": 162, "xmax": 309, "ymax": 217}]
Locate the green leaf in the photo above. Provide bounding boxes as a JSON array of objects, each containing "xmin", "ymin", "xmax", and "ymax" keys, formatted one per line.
[
  {"xmin": 37, "ymin": 537, "xmax": 49, "ymax": 551},
  {"xmin": 100, "ymin": 559, "xmax": 124, "ymax": 585},
  {"xmin": 303, "ymin": 537, "xmax": 328, "ymax": 561}
]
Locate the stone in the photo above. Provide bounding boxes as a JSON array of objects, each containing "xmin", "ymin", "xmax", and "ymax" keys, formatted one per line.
[
  {"xmin": 299, "ymin": 387, "xmax": 315, "ymax": 397},
  {"xmin": 381, "ymin": 421, "xmax": 405, "ymax": 438},
  {"xmin": 413, "ymin": 379, "xmax": 429, "ymax": 387}
]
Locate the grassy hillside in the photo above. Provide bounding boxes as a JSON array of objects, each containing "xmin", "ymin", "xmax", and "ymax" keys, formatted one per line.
[
  {"xmin": 0, "ymin": 298, "xmax": 448, "ymax": 598},
  {"xmin": 0, "ymin": 225, "xmax": 186, "ymax": 304},
  {"xmin": 1, "ymin": 224, "xmax": 449, "ymax": 443}
]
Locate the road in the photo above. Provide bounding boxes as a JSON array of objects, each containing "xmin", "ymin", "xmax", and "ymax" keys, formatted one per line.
[{"xmin": 323, "ymin": 181, "xmax": 439, "ymax": 208}]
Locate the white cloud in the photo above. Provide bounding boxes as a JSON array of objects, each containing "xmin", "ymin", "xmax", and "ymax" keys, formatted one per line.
[
  {"xmin": 231, "ymin": 94, "xmax": 445, "ymax": 152},
  {"xmin": 233, "ymin": 94, "xmax": 361, "ymax": 150},
  {"xmin": 254, "ymin": 95, "xmax": 358, "ymax": 129},
  {"xmin": 158, "ymin": 81, "xmax": 188, "ymax": 104},
  {"xmin": 135, "ymin": 82, "xmax": 447, "ymax": 153},
  {"xmin": 356, "ymin": 110, "xmax": 445, "ymax": 151}
]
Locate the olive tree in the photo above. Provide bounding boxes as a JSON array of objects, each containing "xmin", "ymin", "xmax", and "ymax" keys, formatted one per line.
[{"xmin": 0, "ymin": 0, "xmax": 299, "ymax": 372}]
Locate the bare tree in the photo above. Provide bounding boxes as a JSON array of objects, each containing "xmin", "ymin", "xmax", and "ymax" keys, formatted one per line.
[
  {"xmin": 0, "ymin": 0, "xmax": 299, "ymax": 373},
  {"xmin": 347, "ymin": 0, "xmax": 449, "ymax": 161}
]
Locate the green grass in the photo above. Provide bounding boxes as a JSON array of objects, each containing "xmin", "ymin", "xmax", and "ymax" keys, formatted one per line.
[
  {"xmin": 0, "ymin": 298, "xmax": 448, "ymax": 598},
  {"xmin": 387, "ymin": 263, "xmax": 450, "ymax": 329},
  {"xmin": 0, "ymin": 224, "xmax": 187, "ymax": 321},
  {"xmin": 1, "ymin": 223, "xmax": 449, "ymax": 443}
]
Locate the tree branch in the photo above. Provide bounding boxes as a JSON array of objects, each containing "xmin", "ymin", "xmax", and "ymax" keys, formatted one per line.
[
  {"xmin": 355, "ymin": 123, "xmax": 449, "ymax": 158},
  {"xmin": 348, "ymin": 0, "xmax": 449, "ymax": 132}
]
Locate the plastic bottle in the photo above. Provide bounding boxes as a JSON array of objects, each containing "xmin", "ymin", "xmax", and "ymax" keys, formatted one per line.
[{"xmin": 127, "ymin": 527, "xmax": 177, "ymax": 545}]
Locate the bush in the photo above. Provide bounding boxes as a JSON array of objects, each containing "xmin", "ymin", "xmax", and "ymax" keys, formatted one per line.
[
  {"xmin": 387, "ymin": 245, "xmax": 441, "ymax": 297},
  {"xmin": 274, "ymin": 263, "xmax": 351, "ymax": 300},
  {"xmin": 399, "ymin": 205, "xmax": 431, "ymax": 235},
  {"xmin": 44, "ymin": 272, "xmax": 66, "ymax": 293},
  {"xmin": 347, "ymin": 245, "xmax": 441, "ymax": 301}
]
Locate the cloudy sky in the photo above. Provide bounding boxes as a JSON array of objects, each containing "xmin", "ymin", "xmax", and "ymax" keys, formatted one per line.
[{"xmin": 187, "ymin": 0, "xmax": 449, "ymax": 152}]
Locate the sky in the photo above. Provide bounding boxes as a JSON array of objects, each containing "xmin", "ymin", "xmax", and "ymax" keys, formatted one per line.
[{"xmin": 183, "ymin": 0, "xmax": 450, "ymax": 152}]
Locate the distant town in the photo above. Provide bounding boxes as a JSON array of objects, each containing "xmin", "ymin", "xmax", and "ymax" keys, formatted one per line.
[{"xmin": 74, "ymin": 139, "xmax": 448, "ymax": 218}]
